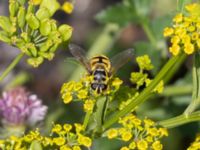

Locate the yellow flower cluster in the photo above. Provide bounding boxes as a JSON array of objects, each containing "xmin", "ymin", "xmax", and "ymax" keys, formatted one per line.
[
  {"xmin": 130, "ymin": 55, "xmax": 164, "ymax": 93},
  {"xmin": 60, "ymin": 75, "xmax": 123, "ymax": 112},
  {"xmin": 163, "ymin": 3, "xmax": 200, "ymax": 56},
  {"xmin": 0, "ymin": 123, "xmax": 92, "ymax": 150},
  {"xmin": 62, "ymin": 2, "xmax": 74, "ymax": 14},
  {"xmin": 187, "ymin": 134, "xmax": 200, "ymax": 150},
  {"xmin": 106, "ymin": 114, "xmax": 168, "ymax": 150}
]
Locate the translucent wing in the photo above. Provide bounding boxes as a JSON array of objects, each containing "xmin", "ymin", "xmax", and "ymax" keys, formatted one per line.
[
  {"xmin": 110, "ymin": 48, "xmax": 134, "ymax": 74},
  {"xmin": 68, "ymin": 44, "xmax": 91, "ymax": 73}
]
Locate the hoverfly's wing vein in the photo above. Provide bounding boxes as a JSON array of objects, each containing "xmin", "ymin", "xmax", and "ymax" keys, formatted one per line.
[
  {"xmin": 68, "ymin": 44, "xmax": 91, "ymax": 73},
  {"xmin": 110, "ymin": 48, "xmax": 134, "ymax": 74}
]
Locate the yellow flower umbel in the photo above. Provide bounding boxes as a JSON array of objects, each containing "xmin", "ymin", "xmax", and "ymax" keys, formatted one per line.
[
  {"xmin": 0, "ymin": 123, "xmax": 92, "ymax": 149},
  {"xmin": 163, "ymin": 3, "xmax": 200, "ymax": 56},
  {"xmin": 61, "ymin": 75, "xmax": 123, "ymax": 112},
  {"xmin": 105, "ymin": 114, "xmax": 168, "ymax": 150}
]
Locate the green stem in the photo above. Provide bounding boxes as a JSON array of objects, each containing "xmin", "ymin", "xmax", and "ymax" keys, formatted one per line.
[
  {"xmin": 0, "ymin": 53, "xmax": 24, "ymax": 82},
  {"xmin": 83, "ymin": 112, "xmax": 92, "ymax": 130},
  {"xmin": 141, "ymin": 21, "xmax": 157, "ymax": 46},
  {"xmin": 70, "ymin": 23, "xmax": 121, "ymax": 81},
  {"xmin": 159, "ymin": 111, "xmax": 200, "ymax": 128},
  {"xmin": 161, "ymin": 84, "xmax": 192, "ymax": 96},
  {"xmin": 103, "ymin": 53, "xmax": 186, "ymax": 129}
]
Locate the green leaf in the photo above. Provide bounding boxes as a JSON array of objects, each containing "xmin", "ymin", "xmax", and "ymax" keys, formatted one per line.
[
  {"xmin": 96, "ymin": 0, "xmax": 152, "ymax": 26},
  {"xmin": 96, "ymin": 1, "xmax": 139, "ymax": 26},
  {"xmin": 30, "ymin": 140, "xmax": 43, "ymax": 150}
]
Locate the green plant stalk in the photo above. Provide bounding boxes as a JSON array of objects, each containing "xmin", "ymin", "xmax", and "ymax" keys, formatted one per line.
[
  {"xmin": 159, "ymin": 111, "xmax": 200, "ymax": 128},
  {"xmin": 0, "ymin": 53, "xmax": 24, "ymax": 83},
  {"xmin": 184, "ymin": 52, "xmax": 200, "ymax": 115},
  {"xmin": 70, "ymin": 23, "xmax": 121, "ymax": 81},
  {"xmin": 103, "ymin": 53, "xmax": 186, "ymax": 129},
  {"xmin": 83, "ymin": 111, "xmax": 92, "ymax": 130},
  {"xmin": 161, "ymin": 84, "xmax": 192, "ymax": 96}
]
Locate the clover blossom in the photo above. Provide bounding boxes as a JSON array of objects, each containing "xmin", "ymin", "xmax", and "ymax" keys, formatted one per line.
[
  {"xmin": 0, "ymin": 87, "xmax": 47, "ymax": 127},
  {"xmin": 163, "ymin": 3, "xmax": 200, "ymax": 56},
  {"xmin": 105, "ymin": 114, "xmax": 168, "ymax": 150}
]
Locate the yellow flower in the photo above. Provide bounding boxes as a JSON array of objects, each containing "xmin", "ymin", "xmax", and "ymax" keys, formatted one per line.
[
  {"xmin": 52, "ymin": 124, "xmax": 62, "ymax": 133},
  {"xmin": 77, "ymin": 135, "xmax": 92, "ymax": 147},
  {"xmin": 42, "ymin": 137, "xmax": 53, "ymax": 147},
  {"xmin": 73, "ymin": 82, "xmax": 83, "ymax": 91},
  {"xmin": 77, "ymin": 89, "xmax": 88, "ymax": 99},
  {"xmin": 30, "ymin": 0, "xmax": 42, "ymax": 5},
  {"xmin": 152, "ymin": 141, "xmax": 163, "ymax": 150},
  {"xmin": 147, "ymin": 128, "xmax": 159, "ymax": 137},
  {"xmin": 53, "ymin": 137, "xmax": 65, "ymax": 146},
  {"xmin": 121, "ymin": 131, "xmax": 132, "ymax": 141},
  {"xmin": 144, "ymin": 118, "xmax": 155, "ymax": 127},
  {"xmin": 60, "ymin": 145, "xmax": 72, "ymax": 150},
  {"xmin": 136, "ymin": 55, "xmax": 154, "ymax": 71},
  {"xmin": 192, "ymin": 32, "xmax": 199, "ymax": 40},
  {"xmin": 173, "ymin": 13, "xmax": 183, "ymax": 23},
  {"xmin": 63, "ymin": 124, "xmax": 72, "ymax": 132},
  {"xmin": 107, "ymin": 129, "xmax": 118, "ymax": 139},
  {"xmin": 184, "ymin": 43, "xmax": 194, "ymax": 54},
  {"xmin": 146, "ymin": 136, "xmax": 153, "ymax": 143},
  {"xmin": 169, "ymin": 44, "xmax": 180, "ymax": 56},
  {"xmin": 73, "ymin": 146, "xmax": 81, "ymax": 150},
  {"xmin": 63, "ymin": 92, "xmax": 73, "ymax": 104},
  {"xmin": 163, "ymin": 27, "xmax": 174, "ymax": 37},
  {"xmin": 197, "ymin": 39, "xmax": 200, "ymax": 48},
  {"xmin": 137, "ymin": 140, "xmax": 148, "ymax": 150},
  {"xmin": 159, "ymin": 128, "xmax": 168, "ymax": 137},
  {"xmin": 154, "ymin": 80, "xmax": 164, "ymax": 94},
  {"xmin": 129, "ymin": 141, "xmax": 136, "ymax": 149},
  {"xmin": 171, "ymin": 36, "xmax": 180, "ymax": 44},
  {"xmin": 62, "ymin": 2, "xmax": 74, "ymax": 14},
  {"xmin": 112, "ymin": 77, "xmax": 123, "ymax": 87},
  {"xmin": 75, "ymin": 123, "xmax": 83, "ymax": 133},
  {"xmin": 120, "ymin": 146, "xmax": 130, "ymax": 150},
  {"xmin": 83, "ymin": 99, "xmax": 94, "ymax": 112}
]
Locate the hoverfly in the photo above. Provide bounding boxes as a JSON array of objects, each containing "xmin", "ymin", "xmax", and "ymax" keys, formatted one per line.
[{"xmin": 69, "ymin": 44, "xmax": 134, "ymax": 94}]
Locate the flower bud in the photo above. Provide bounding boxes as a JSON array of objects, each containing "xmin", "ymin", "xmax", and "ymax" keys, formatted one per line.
[
  {"xmin": 49, "ymin": 43, "xmax": 59, "ymax": 52},
  {"xmin": 50, "ymin": 20, "xmax": 57, "ymax": 31},
  {"xmin": 58, "ymin": 24, "xmax": 73, "ymax": 41},
  {"xmin": 18, "ymin": 0, "xmax": 26, "ymax": 5},
  {"xmin": 36, "ymin": 7, "xmax": 51, "ymax": 21},
  {"xmin": 40, "ymin": 0, "xmax": 60, "ymax": 16},
  {"xmin": 40, "ymin": 19, "xmax": 51, "ymax": 36},
  {"xmin": 27, "ymin": 2, "xmax": 35, "ymax": 14},
  {"xmin": 39, "ymin": 51, "xmax": 54, "ymax": 60},
  {"xmin": 27, "ymin": 43, "xmax": 37, "ymax": 57},
  {"xmin": 40, "ymin": 39, "xmax": 53, "ymax": 52},
  {"xmin": 21, "ymin": 32, "xmax": 29, "ymax": 42},
  {"xmin": 0, "ymin": 31, "xmax": 11, "ymax": 43},
  {"xmin": 27, "ymin": 57, "xmax": 44, "ymax": 67},
  {"xmin": 26, "ymin": 14, "xmax": 40, "ymax": 30},
  {"xmin": 17, "ymin": 6, "xmax": 26, "ymax": 28},
  {"xmin": 0, "ymin": 16, "xmax": 12, "ymax": 33},
  {"xmin": 9, "ymin": 0, "xmax": 19, "ymax": 17}
]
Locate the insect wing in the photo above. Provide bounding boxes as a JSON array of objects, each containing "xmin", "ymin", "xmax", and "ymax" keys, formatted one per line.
[
  {"xmin": 110, "ymin": 48, "xmax": 134, "ymax": 74},
  {"xmin": 68, "ymin": 44, "xmax": 91, "ymax": 73}
]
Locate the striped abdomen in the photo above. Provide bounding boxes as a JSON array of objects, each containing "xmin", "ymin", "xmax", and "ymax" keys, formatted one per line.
[{"xmin": 90, "ymin": 55, "xmax": 111, "ymax": 93}]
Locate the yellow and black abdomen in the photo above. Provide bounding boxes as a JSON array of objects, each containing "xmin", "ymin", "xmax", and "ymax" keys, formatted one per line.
[{"xmin": 90, "ymin": 55, "xmax": 111, "ymax": 93}]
